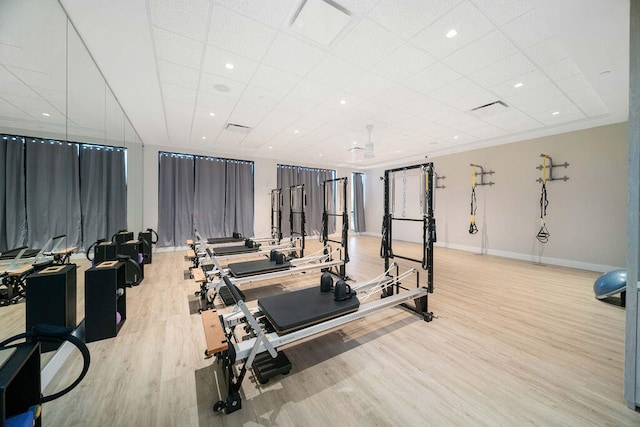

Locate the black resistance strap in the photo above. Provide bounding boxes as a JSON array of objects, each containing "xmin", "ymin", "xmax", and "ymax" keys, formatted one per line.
[
  {"xmin": 469, "ymin": 166, "xmax": 478, "ymax": 235},
  {"xmin": 537, "ymin": 182, "xmax": 550, "ymax": 243}
]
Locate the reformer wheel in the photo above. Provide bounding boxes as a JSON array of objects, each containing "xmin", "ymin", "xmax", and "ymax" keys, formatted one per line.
[{"xmin": 213, "ymin": 401, "xmax": 225, "ymax": 412}]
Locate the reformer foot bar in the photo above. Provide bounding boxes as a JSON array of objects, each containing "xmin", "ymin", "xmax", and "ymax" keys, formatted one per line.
[{"xmin": 201, "ymin": 262, "xmax": 429, "ymax": 414}]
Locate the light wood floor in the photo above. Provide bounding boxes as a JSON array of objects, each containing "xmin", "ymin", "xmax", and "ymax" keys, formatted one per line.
[{"xmin": 2, "ymin": 236, "xmax": 638, "ymax": 426}]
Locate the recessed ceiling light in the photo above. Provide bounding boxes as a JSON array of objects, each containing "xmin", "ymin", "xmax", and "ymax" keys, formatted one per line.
[
  {"xmin": 225, "ymin": 63, "xmax": 234, "ymax": 70},
  {"xmin": 453, "ymin": 135, "xmax": 459, "ymax": 139},
  {"xmin": 552, "ymin": 111, "xmax": 560, "ymax": 115},
  {"xmin": 214, "ymin": 84, "xmax": 230, "ymax": 92},
  {"xmin": 352, "ymin": 141, "xmax": 357, "ymax": 145},
  {"xmin": 446, "ymin": 29, "xmax": 457, "ymax": 38},
  {"xmin": 201, "ymin": 136, "xmax": 207, "ymax": 140},
  {"xmin": 514, "ymin": 82, "xmax": 523, "ymax": 88},
  {"xmin": 358, "ymin": 159, "xmax": 362, "ymax": 162},
  {"xmin": 42, "ymin": 113, "xmax": 50, "ymax": 117},
  {"xmin": 396, "ymin": 150, "xmax": 401, "ymax": 153},
  {"xmin": 340, "ymin": 99, "xmax": 346, "ymax": 105},
  {"xmin": 318, "ymin": 153, "xmax": 323, "ymax": 157},
  {"xmin": 294, "ymin": 129, "xmax": 299, "ymax": 134},
  {"xmin": 209, "ymin": 112, "xmax": 215, "ymax": 117},
  {"xmin": 268, "ymin": 146, "xmax": 273, "ymax": 149}
]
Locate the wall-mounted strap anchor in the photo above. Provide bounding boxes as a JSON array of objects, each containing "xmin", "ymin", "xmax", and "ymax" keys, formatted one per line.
[
  {"xmin": 435, "ymin": 172, "xmax": 446, "ymax": 189},
  {"xmin": 470, "ymin": 163, "xmax": 495, "ymax": 186},
  {"xmin": 536, "ymin": 153, "xmax": 569, "ymax": 183}
]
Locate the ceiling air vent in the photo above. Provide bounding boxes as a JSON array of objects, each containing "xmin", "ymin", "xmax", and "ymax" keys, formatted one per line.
[
  {"xmin": 225, "ymin": 123, "xmax": 252, "ymax": 134},
  {"xmin": 469, "ymin": 100, "xmax": 508, "ymax": 118}
]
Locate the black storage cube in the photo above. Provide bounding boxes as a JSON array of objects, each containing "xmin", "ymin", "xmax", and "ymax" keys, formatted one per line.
[
  {"xmin": 85, "ymin": 261, "xmax": 126, "ymax": 343},
  {"xmin": 94, "ymin": 241, "xmax": 117, "ymax": 265},
  {"xmin": 25, "ymin": 264, "xmax": 77, "ymax": 353},
  {"xmin": 0, "ymin": 343, "xmax": 41, "ymax": 427},
  {"xmin": 117, "ymin": 240, "xmax": 144, "ymax": 284}
]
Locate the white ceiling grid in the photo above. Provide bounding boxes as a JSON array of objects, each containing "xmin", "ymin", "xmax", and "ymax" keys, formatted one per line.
[{"xmin": 1, "ymin": 0, "xmax": 627, "ymax": 168}]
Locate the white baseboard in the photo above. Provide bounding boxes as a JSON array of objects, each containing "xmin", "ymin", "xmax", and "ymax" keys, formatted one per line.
[{"xmin": 354, "ymin": 234, "xmax": 620, "ymax": 273}]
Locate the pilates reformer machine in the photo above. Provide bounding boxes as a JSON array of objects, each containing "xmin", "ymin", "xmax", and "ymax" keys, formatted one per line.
[
  {"xmin": 320, "ymin": 177, "xmax": 349, "ymax": 279},
  {"xmin": 201, "ymin": 259, "xmax": 432, "ymax": 414},
  {"xmin": 0, "ymin": 235, "xmax": 75, "ymax": 306}
]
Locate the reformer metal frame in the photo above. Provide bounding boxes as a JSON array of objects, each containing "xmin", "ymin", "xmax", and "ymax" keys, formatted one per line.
[
  {"xmin": 206, "ymin": 258, "xmax": 429, "ymax": 414},
  {"xmin": 270, "ymin": 188, "xmax": 283, "ymax": 243},
  {"xmin": 288, "ymin": 184, "xmax": 306, "ymax": 259},
  {"xmin": 380, "ymin": 163, "xmax": 435, "ymax": 321},
  {"xmin": 321, "ymin": 177, "xmax": 349, "ymax": 279}
]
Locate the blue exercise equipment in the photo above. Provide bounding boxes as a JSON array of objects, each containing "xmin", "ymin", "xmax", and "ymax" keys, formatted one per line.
[{"xmin": 593, "ymin": 269, "xmax": 627, "ymax": 303}]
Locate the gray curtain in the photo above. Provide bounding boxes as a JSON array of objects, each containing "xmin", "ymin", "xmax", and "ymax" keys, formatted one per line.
[
  {"xmin": 25, "ymin": 139, "xmax": 81, "ymax": 249},
  {"xmin": 1, "ymin": 136, "xmax": 27, "ymax": 252},
  {"xmin": 353, "ymin": 172, "xmax": 366, "ymax": 233},
  {"xmin": 79, "ymin": 145, "xmax": 127, "ymax": 249},
  {"xmin": 157, "ymin": 152, "xmax": 194, "ymax": 247},
  {"xmin": 277, "ymin": 165, "xmax": 335, "ymax": 237},
  {"xmin": 224, "ymin": 160, "xmax": 253, "ymax": 237},
  {"xmin": 194, "ymin": 157, "xmax": 226, "ymax": 239}
]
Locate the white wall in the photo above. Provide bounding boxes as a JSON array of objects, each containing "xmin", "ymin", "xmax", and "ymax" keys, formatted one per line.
[
  {"xmin": 365, "ymin": 123, "xmax": 628, "ymax": 272},
  {"xmin": 140, "ymin": 144, "xmax": 361, "ymax": 241}
]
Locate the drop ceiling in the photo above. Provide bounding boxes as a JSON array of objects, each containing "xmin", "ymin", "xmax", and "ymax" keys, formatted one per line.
[{"xmin": 3, "ymin": 0, "xmax": 631, "ymax": 169}]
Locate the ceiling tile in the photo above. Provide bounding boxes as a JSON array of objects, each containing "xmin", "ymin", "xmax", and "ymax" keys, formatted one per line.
[
  {"xmin": 332, "ymin": 18, "xmax": 405, "ymax": 68},
  {"xmin": 443, "ymin": 30, "xmax": 518, "ymax": 75},
  {"xmin": 556, "ymin": 74, "xmax": 592, "ymax": 94},
  {"xmin": 262, "ymin": 33, "xmax": 327, "ymax": 77},
  {"xmin": 453, "ymin": 89, "xmax": 500, "ymax": 112},
  {"xmin": 492, "ymin": 70, "xmax": 552, "ymax": 100},
  {"xmin": 342, "ymin": 72, "xmax": 395, "ymax": 100},
  {"xmin": 501, "ymin": 9, "xmax": 552, "ymax": 49},
  {"xmin": 228, "ymin": 101, "xmax": 271, "ymax": 128},
  {"xmin": 306, "ymin": 55, "xmax": 365, "ymax": 89},
  {"xmin": 433, "ymin": 112, "xmax": 476, "ymax": 127},
  {"xmin": 238, "ymin": 85, "xmax": 284, "ymax": 110},
  {"xmin": 403, "ymin": 63, "xmax": 461, "ymax": 94},
  {"xmin": 207, "ymin": 4, "xmax": 278, "ymax": 61},
  {"xmin": 411, "ymin": 1, "xmax": 495, "ymax": 59},
  {"xmin": 396, "ymin": 95, "xmax": 448, "ymax": 115},
  {"xmin": 419, "ymin": 104, "xmax": 460, "ymax": 122},
  {"xmin": 216, "ymin": 128, "xmax": 248, "ymax": 145},
  {"xmin": 198, "ymin": 73, "xmax": 245, "ymax": 100},
  {"xmin": 158, "ymin": 60, "xmax": 199, "ymax": 89},
  {"xmin": 274, "ymin": 95, "xmax": 316, "ymax": 116},
  {"xmin": 577, "ymin": 98, "xmax": 609, "ymax": 117},
  {"xmin": 211, "ymin": 0, "xmax": 298, "ymax": 29},
  {"xmin": 321, "ymin": 91, "xmax": 365, "ymax": 112},
  {"xmin": 482, "ymin": 108, "xmax": 541, "ymax": 132},
  {"xmin": 517, "ymin": 92, "xmax": 574, "ymax": 115},
  {"xmin": 543, "ymin": 58, "xmax": 582, "ymax": 82},
  {"xmin": 348, "ymin": 101, "xmax": 390, "ymax": 119},
  {"xmin": 471, "ymin": 0, "xmax": 533, "ymax": 26},
  {"xmin": 162, "ymin": 82, "xmax": 197, "ymax": 105},
  {"xmin": 154, "ymin": 28, "xmax": 204, "ymax": 70},
  {"xmin": 526, "ymin": 37, "xmax": 569, "ymax": 67},
  {"xmin": 462, "ymin": 122, "xmax": 508, "ymax": 139},
  {"xmin": 372, "ymin": 83, "xmax": 422, "ymax": 108},
  {"xmin": 290, "ymin": 79, "xmax": 336, "ymax": 104},
  {"xmin": 149, "ymin": 0, "xmax": 210, "ymax": 41},
  {"xmin": 371, "ymin": 44, "xmax": 436, "ymax": 82},
  {"xmin": 249, "ymin": 64, "xmax": 301, "ymax": 94},
  {"xmin": 428, "ymin": 78, "xmax": 482, "ymax": 105},
  {"xmin": 202, "ymin": 45, "xmax": 259, "ymax": 83},
  {"xmin": 368, "ymin": 0, "xmax": 462, "ymax": 39},
  {"xmin": 164, "ymin": 99, "xmax": 195, "ymax": 139},
  {"xmin": 533, "ymin": 104, "xmax": 585, "ymax": 125},
  {"xmin": 467, "ymin": 53, "xmax": 535, "ymax": 87}
]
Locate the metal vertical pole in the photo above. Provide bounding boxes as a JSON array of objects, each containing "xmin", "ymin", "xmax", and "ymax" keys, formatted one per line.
[{"xmin": 626, "ymin": 0, "xmax": 640, "ymax": 410}]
